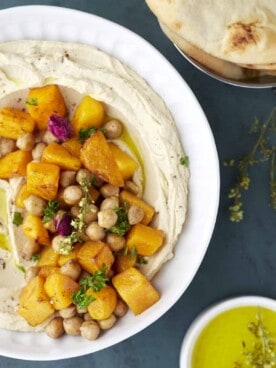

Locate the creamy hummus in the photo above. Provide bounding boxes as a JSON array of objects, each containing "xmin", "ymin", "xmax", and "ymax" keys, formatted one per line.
[{"xmin": 0, "ymin": 40, "xmax": 188, "ymax": 332}]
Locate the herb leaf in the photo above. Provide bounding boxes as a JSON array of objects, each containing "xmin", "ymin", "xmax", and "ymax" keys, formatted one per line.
[
  {"xmin": 225, "ymin": 108, "xmax": 276, "ymax": 222},
  {"xmin": 71, "ymin": 288, "xmax": 95, "ymax": 308},
  {"xmin": 180, "ymin": 155, "xmax": 189, "ymax": 166},
  {"xmin": 78, "ymin": 127, "xmax": 106, "ymax": 143},
  {"xmin": 13, "ymin": 212, "xmax": 23, "ymax": 226},
  {"xmin": 31, "ymin": 254, "xmax": 40, "ymax": 262},
  {"xmin": 25, "ymin": 98, "xmax": 38, "ymax": 106},
  {"xmin": 42, "ymin": 200, "xmax": 59, "ymax": 223},
  {"xmin": 108, "ymin": 203, "xmax": 130, "ymax": 237}
]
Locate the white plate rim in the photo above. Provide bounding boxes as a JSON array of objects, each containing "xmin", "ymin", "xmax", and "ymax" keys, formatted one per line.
[
  {"xmin": 179, "ymin": 295, "xmax": 276, "ymax": 368},
  {"xmin": 0, "ymin": 5, "xmax": 220, "ymax": 361}
]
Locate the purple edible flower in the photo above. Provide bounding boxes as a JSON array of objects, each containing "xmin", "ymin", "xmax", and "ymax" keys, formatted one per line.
[
  {"xmin": 48, "ymin": 114, "xmax": 73, "ymax": 142},
  {"xmin": 54, "ymin": 213, "xmax": 72, "ymax": 236}
]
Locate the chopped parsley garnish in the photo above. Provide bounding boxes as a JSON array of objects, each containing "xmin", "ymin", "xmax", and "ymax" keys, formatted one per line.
[
  {"xmin": 42, "ymin": 200, "xmax": 59, "ymax": 223},
  {"xmin": 31, "ymin": 254, "xmax": 40, "ymax": 262},
  {"xmin": 137, "ymin": 256, "xmax": 148, "ymax": 265},
  {"xmin": 13, "ymin": 212, "xmax": 23, "ymax": 226},
  {"xmin": 72, "ymin": 265, "xmax": 109, "ymax": 308},
  {"xmin": 25, "ymin": 97, "xmax": 38, "ymax": 106},
  {"xmin": 130, "ymin": 246, "xmax": 137, "ymax": 259},
  {"xmin": 108, "ymin": 202, "xmax": 130, "ymax": 237},
  {"xmin": 180, "ymin": 155, "xmax": 189, "ymax": 166}
]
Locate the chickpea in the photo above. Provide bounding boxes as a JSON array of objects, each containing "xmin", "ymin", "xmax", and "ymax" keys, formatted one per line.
[
  {"xmin": 76, "ymin": 168, "xmax": 91, "ymax": 185},
  {"xmin": 85, "ymin": 221, "xmax": 105, "ymax": 241},
  {"xmin": 25, "ymin": 266, "xmax": 39, "ymax": 283},
  {"xmin": 44, "ymin": 219, "xmax": 56, "ymax": 233},
  {"xmin": 51, "ymin": 235, "xmax": 66, "ymax": 253},
  {"xmin": 60, "ymin": 171, "xmax": 76, "ymax": 188},
  {"xmin": 63, "ymin": 185, "xmax": 83, "ymax": 205},
  {"xmin": 23, "ymin": 195, "xmax": 46, "ymax": 216},
  {"xmin": 114, "ymin": 299, "xmax": 128, "ymax": 318},
  {"xmin": 124, "ymin": 180, "xmax": 139, "ymax": 195},
  {"xmin": 106, "ymin": 233, "xmax": 125, "ymax": 252},
  {"xmin": 127, "ymin": 205, "xmax": 144, "ymax": 225},
  {"xmin": 59, "ymin": 305, "xmax": 77, "ymax": 319},
  {"xmin": 98, "ymin": 314, "xmax": 117, "ymax": 330},
  {"xmin": 34, "ymin": 130, "xmax": 44, "ymax": 143},
  {"xmin": 83, "ymin": 312, "xmax": 92, "ymax": 321},
  {"xmin": 70, "ymin": 206, "xmax": 80, "ymax": 217},
  {"xmin": 100, "ymin": 197, "xmax": 119, "ymax": 211},
  {"xmin": 42, "ymin": 131, "xmax": 58, "ymax": 144},
  {"xmin": 80, "ymin": 320, "xmax": 100, "ymax": 341},
  {"xmin": 45, "ymin": 317, "xmax": 64, "ymax": 339},
  {"xmin": 22, "ymin": 238, "xmax": 39, "ymax": 260},
  {"xmin": 0, "ymin": 137, "xmax": 16, "ymax": 157},
  {"xmin": 100, "ymin": 184, "xmax": 119, "ymax": 198},
  {"xmin": 103, "ymin": 119, "xmax": 123, "ymax": 139},
  {"xmin": 32, "ymin": 142, "xmax": 46, "ymax": 161},
  {"xmin": 98, "ymin": 209, "xmax": 118, "ymax": 228},
  {"xmin": 16, "ymin": 133, "xmax": 35, "ymax": 151},
  {"xmin": 60, "ymin": 260, "xmax": 81, "ymax": 280},
  {"xmin": 63, "ymin": 316, "xmax": 83, "ymax": 336},
  {"xmin": 84, "ymin": 204, "xmax": 98, "ymax": 224}
]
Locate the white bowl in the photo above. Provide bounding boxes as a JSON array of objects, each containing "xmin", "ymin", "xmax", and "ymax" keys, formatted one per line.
[
  {"xmin": 0, "ymin": 6, "xmax": 220, "ymax": 360},
  {"xmin": 179, "ymin": 295, "xmax": 276, "ymax": 368}
]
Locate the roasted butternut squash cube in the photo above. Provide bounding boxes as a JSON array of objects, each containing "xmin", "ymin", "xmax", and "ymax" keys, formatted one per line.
[
  {"xmin": 109, "ymin": 143, "xmax": 138, "ymax": 179},
  {"xmin": 0, "ymin": 107, "xmax": 35, "ymax": 139},
  {"xmin": 26, "ymin": 162, "xmax": 60, "ymax": 200},
  {"xmin": 22, "ymin": 214, "xmax": 51, "ymax": 246},
  {"xmin": 114, "ymin": 251, "xmax": 137, "ymax": 274},
  {"xmin": 18, "ymin": 275, "xmax": 55, "ymax": 326},
  {"xmin": 126, "ymin": 223, "xmax": 164, "ymax": 257},
  {"xmin": 87, "ymin": 285, "xmax": 117, "ymax": 320},
  {"xmin": 44, "ymin": 273, "xmax": 79, "ymax": 310},
  {"xmin": 37, "ymin": 246, "xmax": 59, "ymax": 267},
  {"xmin": 62, "ymin": 137, "xmax": 81, "ymax": 158},
  {"xmin": 26, "ymin": 85, "xmax": 67, "ymax": 130},
  {"xmin": 15, "ymin": 183, "xmax": 31, "ymax": 208},
  {"xmin": 42, "ymin": 142, "xmax": 81, "ymax": 171},
  {"xmin": 112, "ymin": 267, "xmax": 159, "ymax": 315},
  {"xmin": 0, "ymin": 150, "xmax": 32, "ymax": 179},
  {"xmin": 39, "ymin": 266, "xmax": 60, "ymax": 278},
  {"xmin": 80, "ymin": 131, "xmax": 124, "ymax": 187},
  {"xmin": 72, "ymin": 96, "xmax": 104, "ymax": 134},
  {"xmin": 77, "ymin": 241, "xmax": 114, "ymax": 274},
  {"xmin": 120, "ymin": 191, "xmax": 155, "ymax": 225},
  {"xmin": 58, "ymin": 244, "xmax": 82, "ymax": 266}
]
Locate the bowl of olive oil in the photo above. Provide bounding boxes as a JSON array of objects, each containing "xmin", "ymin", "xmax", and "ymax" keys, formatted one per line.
[{"xmin": 180, "ymin": 296, "xmax": 276, "ymax": 368}]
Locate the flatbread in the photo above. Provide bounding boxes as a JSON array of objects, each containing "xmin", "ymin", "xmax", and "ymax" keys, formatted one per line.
[{"xmin": 146, "ymin": 0, "xmax": 276, "ymax": 66}]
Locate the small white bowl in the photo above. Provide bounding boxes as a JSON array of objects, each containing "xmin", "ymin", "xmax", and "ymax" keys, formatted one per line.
[{"xmin": 179, "ymin": 295, "xmax": 276, "ymax": 368}]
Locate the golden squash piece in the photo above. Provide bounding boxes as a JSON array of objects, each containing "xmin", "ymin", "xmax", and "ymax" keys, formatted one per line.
[
  {"xmin": 38, "ymin": 266, "xmax": 60, "ymax": 278},
  {"xmin": 80, "ymin": 131, "xmax": 124, "ymax": 187},
  {"xmin": 0, "ymin": 107, "xmax": 35, "ymax": 139},
  {"xmin": 22, "ymin": 214, "xmax": 51, "ymax": 246},
  {"xmin": 15, "ymin": 183, "xmax": 31, "ymax": 208},
  {"xmin": 77, "ymin": 241, "xmax": 114, "ymax": 274},
  {"xmin": 26, "ymin": 162, "xmax": 60, "ymax": 200},
  {"xmin": 112, "ymin": 267, "xmax": 160, "ymax": 315},
  {"xmin": 58, "ymin": 244, "xmax": 82, "ymax": 266},
  {"xmin": 44, "ymin": 273, "xmax": 79, "ymax": 310},
  {"xmin": 42, "ymin": 142, "xmax": 81, "ymax": 171},
  {"xmin": 37, "ymin": 246, "xmax": 59, "ymax": 267},
  {"xmin": 114, "ymin": 251, "xmax": 137, "ymax": 274},
  {"xmin": 119, "ymin": 190, "xmax": 155, "ymax": 225},
  {"xmin": 72, "ymin": 96, "xmax": 104, "ymax": 134},
  {"xmin": 109, "ymin": 143, "xmax": 138, "ymax": 179},
  {"xmin": 18, "ymin": 275, "xmax": 55, "ymax": 326},
  {"xmin": 26, "ymin": 84, "xmax": 67, "ymax": 130},
  {"xmin": 62, "ymin": 137, "xmax": 82, "ymax": 158},
  {"xmin": 87, "ymin": 285, "xmax": 117, "ymax": 320},
  {"xmin": 0, "ymin": 150, "xmax": 32, "ymax": 179},
  {"xmin": 126, "ymin": 223, "xmax": 164, "ymax": 257}
]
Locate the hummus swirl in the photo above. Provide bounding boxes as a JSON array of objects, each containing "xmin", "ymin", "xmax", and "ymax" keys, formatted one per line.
[{"xmin": 0, "ymin": 40, "xmax": 188, "ymax": 331}]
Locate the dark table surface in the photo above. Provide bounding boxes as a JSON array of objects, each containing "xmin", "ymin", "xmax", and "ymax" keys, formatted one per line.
[{"xmin": 0, "ymin": 1, "xmax": 275, "ymax": 367}]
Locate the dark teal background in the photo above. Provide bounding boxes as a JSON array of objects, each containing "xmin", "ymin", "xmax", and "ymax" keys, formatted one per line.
[{"xmin": 0, "ymin": 1, "xmax": 275, "ymax": 367}]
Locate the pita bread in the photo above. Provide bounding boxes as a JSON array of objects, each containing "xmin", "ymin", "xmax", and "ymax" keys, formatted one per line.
[{"xmin": 146, "ymin": 0, "xmax": 276, "ymax": 66}]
